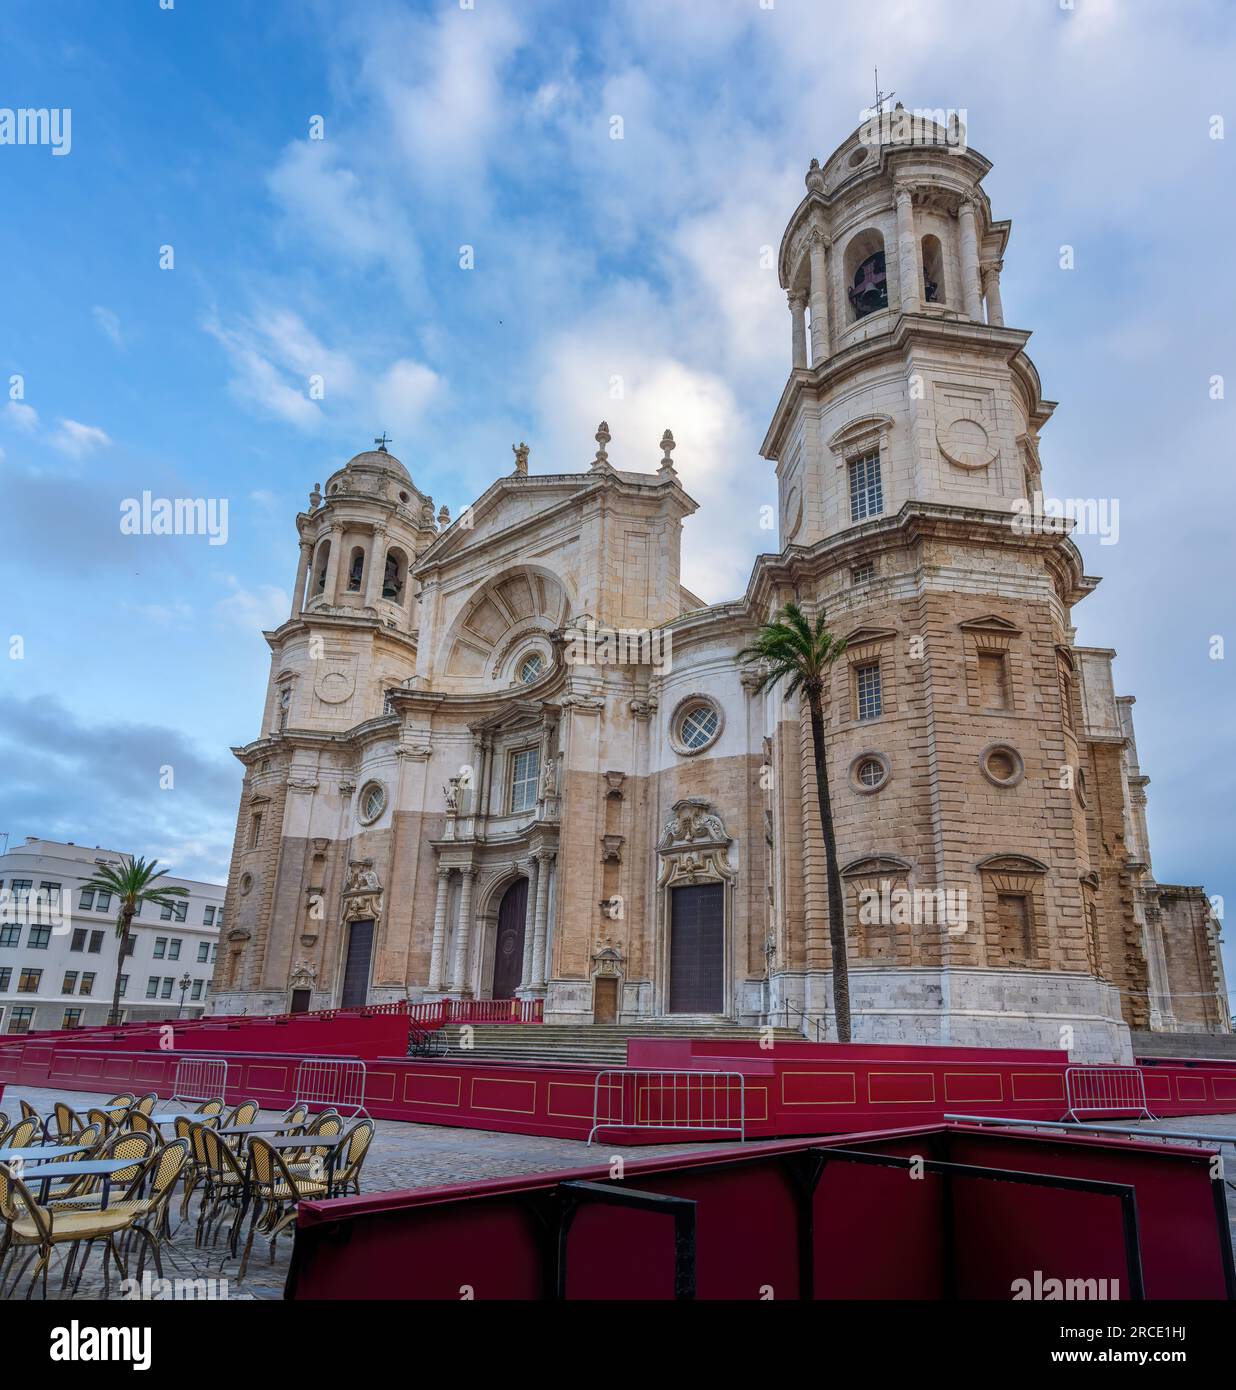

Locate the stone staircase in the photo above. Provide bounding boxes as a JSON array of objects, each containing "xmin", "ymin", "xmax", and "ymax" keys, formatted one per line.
[
  {"xmin": 442, "ymin": 1021, "xmax": 803, "ymax": 1066},
  {"xmin": 1131, "ymin": 1030, "xmax": 1236, "ymax": 1061}
]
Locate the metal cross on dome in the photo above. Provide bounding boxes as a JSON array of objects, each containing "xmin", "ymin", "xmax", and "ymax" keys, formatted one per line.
[
  {"xmin": 374, "ymin": 432, "xmax": 392, "ymax": 452},
  {"xmin": 872, "ymin": 69, "xmax": 895, "ymax": 117}
]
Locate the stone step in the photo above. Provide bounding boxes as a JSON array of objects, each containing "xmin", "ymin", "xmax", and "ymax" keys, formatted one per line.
[
  {"xmin": 1131, "ymin": 1030, "xmax": 1236, "ymax": 1061},
  {"xmin": 438, "ymin": 1021, "xmax": 803, "ymax": 1066}
]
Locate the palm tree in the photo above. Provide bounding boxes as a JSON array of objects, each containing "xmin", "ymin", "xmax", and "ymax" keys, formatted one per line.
[
  {"xmin": 739, "ymin": 602, "xmax": 852, "ymax": 1042},
  {"xmin": 79, "ymin": 856, "xmax": 189, "ymax": 1026}
]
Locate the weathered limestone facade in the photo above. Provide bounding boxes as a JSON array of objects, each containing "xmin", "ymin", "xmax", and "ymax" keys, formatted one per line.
[{"xmin": 210, "ymin": 116, "xmax": 1227, "ymax": 1061}]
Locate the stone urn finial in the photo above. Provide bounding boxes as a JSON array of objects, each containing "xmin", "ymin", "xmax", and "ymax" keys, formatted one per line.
[
  {"xmin": 657, "ymin": 428, "xmax": 677, "ymax": 480},
  {"xmin": 805, "ymin": 157, "xmax": 824, "ymax": 193},
  {"xmin": 592, "ymin": 421, "xmax": 611, "ymax": 469},
  {"xmin": 437, "ymin": 504, "xmax": 451, "ymax": 528}
]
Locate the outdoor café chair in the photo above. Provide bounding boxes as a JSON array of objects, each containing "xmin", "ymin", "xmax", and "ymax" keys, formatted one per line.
[
  {"xmin": 279, "ymin": 1103, "xmax": 309, "ymax": 1130},
  {"xmin": 0, "ymin": 1162, "xmax": 139, "ymax": 1300},
  {"xmin": 86, "ymin": 1108, "xmax": 119, "ymax": 1139},
  {"xmin": 323, "ymin": 1118, "xmax": 375, "ymax": 1197},
  {"xmin": 0, "ymin": 1113, "xmax": 8, "ymax": 1136},
  {"xmin": 283, "ymin": 1110, "xmax": 342, "ymax": 1163},
  {"xmin": 18, "ymin": 1099, "xmax": 40, "ymax": 1123},
  {"xmin": 47, "ymin": 1131, "xmax": 155, "ymax": 1211},
  {"xmin": 222, "ymin": 1099, "xmax": 260, "ymax": 1130},
  {"xmin": 126, "ymin": 1109, "xmax": 157, "ymax": 1136},
  {"xmin": 195, "ymin": 1126, "xmax": 247, "ymax": 1254},
  {"xmin": 133, "ymin": 1093, "xmax": 159, "ymax": 1116},
  {"xmin": 237, "ymin": 1137, "xmax": 329, "ymax": 1282},
  {"xmin": 176, "ymin": 1116, "xmax": 220, "ymax": 1221},
  {"xmin": 195, "ymin": 1097, "xmax": 226, "ymax": 1117},
  {"xmin": 50, "ymin": 1102, "xmax": 88, "ymax": 1144},
  {"xmin": 1, "ymin": 1117, "xmax": 42, "ymax": 1151}
]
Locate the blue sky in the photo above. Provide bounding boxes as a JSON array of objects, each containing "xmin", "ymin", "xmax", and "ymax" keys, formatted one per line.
[{"xmin": 0, "ymin": 0, "xmax": 1232, "ymax": 996}]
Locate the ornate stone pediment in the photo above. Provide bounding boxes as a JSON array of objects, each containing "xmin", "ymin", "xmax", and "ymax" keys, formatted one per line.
[
  {"xmin": 342, "ymin": 858, "xmax": 383, "ymax": 921},
  {"xmin": 289, "ymin": 960, "xmax": 318, "ymax": 991},
  {"xmin": 658, "ymin": 798, "xmax": 731, "ymax": 851},
  {"xmin": 656, "ymin": 799, "xmax": 734, "ymax": 891}
]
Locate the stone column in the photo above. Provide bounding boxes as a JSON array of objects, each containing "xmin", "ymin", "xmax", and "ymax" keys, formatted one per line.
[
  {"xmin": 518, "ymin": 856, "xmax": 540, "ymax": 991},
  {"xmin": 322, "ymin": 525, "xmax": 343, "ymax": 603},
  {"xmin": 788, "ymin": 291, "xmax": 808, "ymax": 369},
  {"xmin": 530, "ymin": 851, "xmax": 554, "ymax": 990},
  {"xmin": 958, "ymin": 197, "xmax": 983, "ymax": 320},
  {"xmin": 428, "ymin": 867, "xmax": 452, "ymax": 990},
  {"xmin": 450, "ymin": 866, "xmax": 477, "ymax": 994},
  {"xmin": 808, "ymin": 233, "xmax": 830, "ymax": 365},
  {"xmin": 982, "ymin": 260, "xmax": 1004, "ymax": 326},
  {"xmin": 290, "ymin": 540, "xmax": 312, "ymax": 620},
  {"xmin": 363, "ymin": 526, "xmax": 386, "ymax": 608},
  {"xmin": 894, "ymin": 183, "xmax": 920, "ymax": 314}
]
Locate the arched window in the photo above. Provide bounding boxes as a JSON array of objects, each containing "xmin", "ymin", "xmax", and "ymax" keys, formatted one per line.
[
  {"xmin": 346, "ymin": 546, "xmax": 365, "ymax": 592},
  {"xmin": 313, "ymin": 540, "xmax": 331, "ymax": 595},
  {"xmin": 845, "ymin": 230, "xmax": 887, "ymax": 321},
  {"xmin": 382, "ymin": 547, "xmax": 409, "ymax": 602},
  {"xmin": 921, "ymin": 234, "xmax": 946, "ymax": 304}
]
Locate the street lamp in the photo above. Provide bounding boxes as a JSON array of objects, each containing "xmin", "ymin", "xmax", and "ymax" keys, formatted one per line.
[{"xmin": 176, "ymin": 971, "xmax": 192, "ymax": 1018}]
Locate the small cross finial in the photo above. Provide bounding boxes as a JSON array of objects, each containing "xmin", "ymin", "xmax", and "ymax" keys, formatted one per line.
[{"xmin": 374, "ymin": 432, "xmax": 391, "ymax": 452}]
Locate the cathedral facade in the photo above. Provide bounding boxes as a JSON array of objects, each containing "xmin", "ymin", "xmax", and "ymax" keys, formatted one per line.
[{"xmin": 209, "ymin": 116, "xmax": 1228, "ymax": 1062}]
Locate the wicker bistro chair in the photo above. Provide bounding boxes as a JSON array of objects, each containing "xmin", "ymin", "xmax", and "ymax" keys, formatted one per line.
[
  {"xmin": 0, "ymin": 1162, "xmax": 139, "ymax": 1299},
  {"xmin": 0, "ymin": 1112, "xmax": 8, "ymax": 1136},
  {"xmin": 1, "ymin": 1117, "xmax": 42, "ymax": 1150},
  {"xmin": 46, "ymin": 1131, "xmax": 156, "ymax": 1211},
  {"xmin": 279, "ymin": 1103, "xmax": 309, "ymax": 1130},
  {"xmin": 176, "ymin": 1116, "xmax": 220, "ymax": 1221},
  {"xmin": 133, "ymin": 1093, "xmax": 158, "ymax": 1116},
  {"xmin": 18, "ymin": 1099, "xmax": 40, "ymax": 1123},
  {"xmin": 327, "ymin": 1119, "xmax": 374, "ymax": 1197},
  {"xmin": 283, "ymin": 1111, "xmax": 343, "ymax": 1164},
  {"xmin": 86, "ymin": 1108, "xmax": 120, "ymax": 1140},
  {"xmin": 221, "ymin": 1099, "xmax": 260, "ymax": 1130},
  {"xmin": 126, "ymin": 1109, "xmax": 158, "ymax": 1137},
  {"xmin": 195, "ymin": 1126, "xmax": 248, "ymax": 1254},
  {"xmin": 105, "ymin": 1092, "xmax": 135, "ymax": 1109},
  {"xmin": 195, "ymin": 1098, "xmax": 226, "ymax": 1117},
  {"xmin": 237, "ymin": 1137, "xmax": 329, "ymax": 1281},
  {"xmin": 49, "ymin": 1102, "xmax": 89, "ymax": 1144}
]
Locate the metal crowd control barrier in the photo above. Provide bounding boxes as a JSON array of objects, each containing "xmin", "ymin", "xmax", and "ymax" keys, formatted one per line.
[
  {"xmin": 1063, "ymin": 1065, "xmax": 1154, "ymax": 1121},
  {"xmin": 169, "ymin": 1056, "xmax": 230, "ymax": 1105},
  {"xmin": 587, "ymin": 1069, "xmax": 746, "ymax": 1146},
  {"xmin": 294, "ymin": 1057, "xmax": 369, "ymax": 1118}
]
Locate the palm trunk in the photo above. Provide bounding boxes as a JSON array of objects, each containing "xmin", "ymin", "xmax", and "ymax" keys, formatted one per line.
[
  {"xmin": 109, "ymin": 908, "xmax": 134, "ymax": 1026},
  {"xmin": 808, "ymin": 688, "xmax": 851, "ymax": 1042}
]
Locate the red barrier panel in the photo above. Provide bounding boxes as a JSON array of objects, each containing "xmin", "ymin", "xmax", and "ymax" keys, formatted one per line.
[{"xmin": 286, "ymin": 1123, "xmax": 1233, "ymax": 1301}]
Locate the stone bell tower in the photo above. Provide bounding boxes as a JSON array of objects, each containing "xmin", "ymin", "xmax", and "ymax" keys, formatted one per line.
[{"xmin": 758, "ymin": 111, "xmax": 1138, "ymax": 1061}]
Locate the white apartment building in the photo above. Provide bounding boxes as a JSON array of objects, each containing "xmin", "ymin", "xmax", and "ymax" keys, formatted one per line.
[{"xmin": 0, "ymin": 837, "xmax": 225, "ymax": 1034}]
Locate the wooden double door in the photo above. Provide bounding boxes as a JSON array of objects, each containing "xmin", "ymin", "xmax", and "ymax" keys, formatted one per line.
[{"xmin": 492, "ymin": 879, "xmax": 529, "ymax": 999}]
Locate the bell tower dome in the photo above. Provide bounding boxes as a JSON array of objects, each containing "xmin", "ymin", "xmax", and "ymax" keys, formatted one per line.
[{"xmin": 764, "ymin": 109, "xmax": 1048, "ymax": 551}]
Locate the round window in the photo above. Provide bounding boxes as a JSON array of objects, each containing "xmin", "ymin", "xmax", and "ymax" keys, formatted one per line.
[
  {"xmin": 357, "ymin": 781, "xmax": 387, "ymax": 824},
  {"xmin": 518, "ymin": 652, "xmax": 544, "ymax": 684},
  {"xmin": 239, "ymin": 873, "xmax": 253, "ymax": 897},
  {"xmin": 980, "ymin": 744, "xmax": 1024, "ymax": 788},
  {"xmin": 849, "ymin": 751, "xmax": 891, "ymax": 794},
  {"xmin": 679, "ymin": 704, "xmax": 719, "ymax": 751}
]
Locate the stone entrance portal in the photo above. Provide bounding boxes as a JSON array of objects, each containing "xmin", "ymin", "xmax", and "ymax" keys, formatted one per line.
[
  {"xmin": 492, "ymin": 879, "xmax": 528, "ymax": 999},
  {"xmin": 669, "ymin": 882, "xmax": 724, "ymax": 1013}
]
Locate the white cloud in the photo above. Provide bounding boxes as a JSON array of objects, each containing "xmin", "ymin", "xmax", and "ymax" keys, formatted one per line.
[
  {"xmin": 373, "ymin": 358, "xmax": 443, "ymax": 440},
  {"xmin": 92, "ymin": 305, "xmax": 124, "ymax": 348},
  {"xmin": 5, "ymin": 402, "xmax": 38, "ymax": 432},
  {"xmin": 50, "ymin": 418, "xmax": 112, "ymax": 458},
  {"xmin": 213, "ymin": 579, "xmax": 289, "ymax": 633}
]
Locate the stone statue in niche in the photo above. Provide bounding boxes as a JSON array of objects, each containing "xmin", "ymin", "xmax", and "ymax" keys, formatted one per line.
[
  {"xmin": 443, "ymin": 777, "xmax": 461, "ymax": 813},
  {"xmin": 539, "ymin": 756, "xmax": 557, "ymax": 799}
]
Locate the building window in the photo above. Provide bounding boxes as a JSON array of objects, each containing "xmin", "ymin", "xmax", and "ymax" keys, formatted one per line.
[
  {"xmin": 518, "ymin": 651, "xmax": 543, "ymax": 684},
  {"xmin": 357, "ymin": 782, "xmax": 386, "ymax": 826},
  {"xmin": 28, "ymin": 925, "xmax": 52, "ymax": 950},
  {"xmin": 62, "ymin": 1009, "xmax": 82, "ymax": 1029},
  {"xmin": 9, "ymin": 880, "xmax": 31, "ymax": 902},
  {"xmin": 120, "ymin": 935, "xmax": 134, "ymax": 957},
  {"xmin": 191, "ymin": 979, "xmax": 204, "ymax": 1001},
  {"xmin": 173, "ymin": 901, "xmax": 187, "ymax": 923},
  {"xmin": 146, "ymin": 977, "xmax": 160, "ymax": 999},
  {"xmin": 680, "ymin": 704, "xmax": 719, "ymax": 751},
  {"xmin": 159, "ymin": 904, "xmax": 173, "ymax": 922},
  {"xmin": 89, "ymin": 930, "xmax": 104, "ymax": 953},
  {"xmin": 277, "ymin": 687, "xmax": 291, "ymax": 734},
  {"xmin": 997, "ymin": 892, "xmax": 1032, "ymax": 958},
  {"xmin": 197, "ymin": 941, "xmax": 210, "ymax": 963},
  {"xmin": 80, "ymin": 973, "xmax": 96, "ymax": 997},
  {"xmin": 18, "ymin": 968, "xmax": 42, "ymax": 993},
  {"xmin": 203, "ymin": 905, "xmax": 215, "ymax": 926},
  {"xmin": 7, "ymin": 1007, "xmax": 34, "ymax": 1035},
  {"xmin": 855, "ymin": 662, "xmax": 883, "ymax": 721},
  {"xmin": 168, "ymin": 939, "xmax": 182, "ymax": 960},
  {"xmin": 922, "ymin": 234, "xmax": 946, "ymax": 305},
  {"xmin": 96, "ymin": 891, "xmax": 112, "ymax": 913},
  {"xmin": 79, "ymin": 888, "xmax": 95, "ymax": 911},
  {"xmin": 0, "ymin": 967, "xmax": 10, "ymax": 991},
  {"xmin": 0, "ymin": 924, "xmax": 20, "ymax": 949},
  {"xmin": 981, "ymin": 743, "xmax": 1025, "ymax": 788},
  {"xmin": 510, "ymin": 747, "xmax": 541, "ymax": 814},
  {"xmin": 210, "ymin": 944, "xmax": 218, "ymax": 963},
  {"xmin": 70, "ymin": 928, "xmax": 86, "ymax": 951},
  {"xmin": 154, "ymin": 937, "xmax": 167, "ymax": 959},
  {"xmin": 63, "ymin": 971, "xmax": 78, "ymax": 994},
  {"xmin": 851, "ymin": 561, "xmax": 874, "ymax": 585},
  {"xmin": 346, "ymin": 545, "xmax": 365, "ymax": 592},
  {"xmin": 851, "ymin": 754, "xmax": 889, "ymax": 792},
  {"xmin": 848, "ymin": 450, "xmax": 884, "ymax": 521},
  {"xmin": 118, "ymin": 975, "xmax": 128, "ymax": 997},
  {"xmin": 978, "ymin": 651, "xmax": 1010, "ymax": 710},
  {"xmin": 1059, "ymin": 665, "xmax": 1075, "ymax": 731},
  {"xmin": 249, "ymin": 812, "xmax": 264, "ymax": 850},
  {"xmin": 160, "ymin": 978, "xmax": 174, "ymax": 1000}
]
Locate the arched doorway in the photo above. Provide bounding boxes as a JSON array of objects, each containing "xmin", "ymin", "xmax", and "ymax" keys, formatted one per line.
[{"xmin": 492, "ymin": 879, "xmax": 528, "ymax": 999}]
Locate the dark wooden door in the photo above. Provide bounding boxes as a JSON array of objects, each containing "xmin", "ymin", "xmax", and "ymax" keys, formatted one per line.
[
  {"xmin": 290, "ymin": 989, "xmax": 311, "ymax": 1014},
  {"xmin": 669, "ymin": 883, "xmax": 725, "ymax": 1013},
  {"xmin": 340, "ymin": 919, "xmax": 374, "ymax": 1008},
  {"xmin": 492, "ymin": 879, "xmax": 528, "ymax": 999},
  {"xmin": 593, "ymin": 975, "xmax": 618, "ymax": 1024}
]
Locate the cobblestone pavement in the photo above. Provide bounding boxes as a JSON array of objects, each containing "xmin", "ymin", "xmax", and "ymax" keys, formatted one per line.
[{"xmin": 4, "ymin": 1086, "xmax": 1234, "ymax": 1300}]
